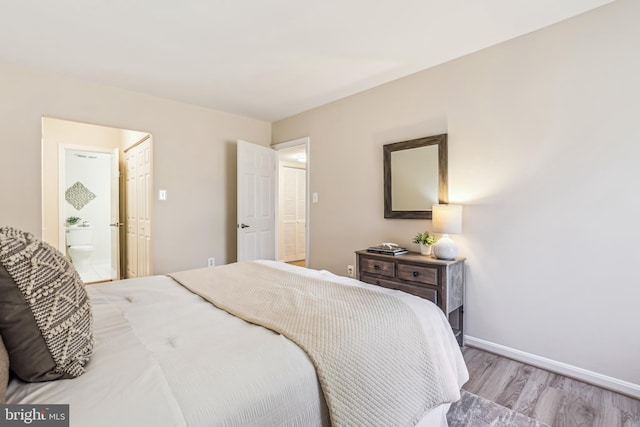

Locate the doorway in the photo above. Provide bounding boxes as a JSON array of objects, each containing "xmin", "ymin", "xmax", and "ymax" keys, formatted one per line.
[
  {"xmin": 274, "ymin": 138, "xmax": 309, "ymax": 267},
  {"xmin": 41, "ymin": 117, "xmax": 151, "ymax": 283},
  {"xmin": 59, "ymin": 146, "xmax": 118, "ymax": 283},
  {"xmin": 236, "ymin": 137, "xmax": 310, "ymax": 266}
]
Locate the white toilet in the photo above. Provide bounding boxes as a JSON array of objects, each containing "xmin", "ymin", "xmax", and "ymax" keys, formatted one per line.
[{"xmin": 66, "ymin": 226, "xmax": 94, "ymax": 271}]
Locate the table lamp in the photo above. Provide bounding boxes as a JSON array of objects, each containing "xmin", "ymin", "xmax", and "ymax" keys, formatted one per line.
[{"xmin": 432, "ymin": 204, "xmax": 462, "ymax": 260}]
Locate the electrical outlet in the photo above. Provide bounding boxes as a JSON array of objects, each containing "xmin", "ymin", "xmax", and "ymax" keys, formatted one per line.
[
  {"xmin": 346, "ymin": 265, "xmax": 354, "ymax": 278},
  {"xmin": 207, "ymin": 257, "xmax": 215, "ymax": 267}
]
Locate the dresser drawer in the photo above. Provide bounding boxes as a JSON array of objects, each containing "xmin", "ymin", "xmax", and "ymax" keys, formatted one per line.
[
  {"xmin": 361, "ymin": 274, "xmax": 437, "ymax": 304},
  {"xmin": 360, "ymin": 274, "xmax": 400, "ymax": 290},
  {"xmin": 360, "ymin": 257, "xmax": 395, "ymax": 278},
  {"xmin": 397, "ymin": 264, "xmax": 438, "ymax": 286},
  {"xmin": 394, "ymin": 282, "xmax": 437, "ymax": 304}
]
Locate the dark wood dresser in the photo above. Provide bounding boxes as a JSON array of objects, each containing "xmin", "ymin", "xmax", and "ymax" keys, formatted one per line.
[{"xmin": 356, "ymin": 250, "xmax": 465, "ymax": 345}]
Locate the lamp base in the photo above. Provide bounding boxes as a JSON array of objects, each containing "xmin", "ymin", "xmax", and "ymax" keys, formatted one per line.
[{"xmin": 433, "ymin": 234, "xmax": 458, "ymax": 260}]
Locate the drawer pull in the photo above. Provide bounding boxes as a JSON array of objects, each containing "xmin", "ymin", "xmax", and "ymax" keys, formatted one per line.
[{"xmin": 374, "ymin": 265, "xmax": 380, "ymax": 270}]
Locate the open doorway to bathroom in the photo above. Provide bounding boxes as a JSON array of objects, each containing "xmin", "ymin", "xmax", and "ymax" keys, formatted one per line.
[
  {"xmin": 41, "ymin": 117, "xmax": 151, "ymax": 284},
  {"xmin": 61, "ymin": 147, "xmax": 118, "ymax": 283}
]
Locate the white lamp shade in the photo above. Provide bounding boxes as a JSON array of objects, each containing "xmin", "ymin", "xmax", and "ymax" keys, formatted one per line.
[{"xmin": 432, "ymin": 204, "xmax": 462, "ymax": 234}]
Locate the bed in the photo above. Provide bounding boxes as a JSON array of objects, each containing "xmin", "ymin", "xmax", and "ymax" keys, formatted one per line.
[{"xmin": 1, "ymin": 229, "xmax": 468, "ymax": 427}]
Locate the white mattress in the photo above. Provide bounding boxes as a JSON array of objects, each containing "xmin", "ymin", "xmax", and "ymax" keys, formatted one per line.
[{"xmin": 6, "ymin": 263, "xmax": 467, "ymax": 427}]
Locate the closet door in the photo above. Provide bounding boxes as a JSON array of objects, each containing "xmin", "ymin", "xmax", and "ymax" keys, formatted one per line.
[
  {"xmin": 280, "ymin": 166, "xmax": 306, "ymax": 262},
  {"xmin": 294, "ymin": 168, "xmax": 306, "ymax": 261}
]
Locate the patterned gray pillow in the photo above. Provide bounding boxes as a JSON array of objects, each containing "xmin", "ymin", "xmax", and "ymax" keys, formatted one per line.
[
  {"xmin": 0, "ymin": 335, "xmax": 8, "ymax": 403},
  {"xmin": 0, "ymin": 227, "xmax": 93, "ymax": 382}
]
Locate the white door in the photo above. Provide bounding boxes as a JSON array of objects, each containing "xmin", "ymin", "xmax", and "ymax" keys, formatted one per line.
[
  {"xmin": 137, "ymin": 140, "xmax": 152, "ymax": 277},
  {"xmin": 125, "ymin": 137, "xmax": 153, "ymax": 278},
  {"xmin": 109, "ymin": 148, "xmax": 121, "ymax": 280},
  {"xmin": 294, "ymin": 167, "xmax": 306, "ymax": 260},
  {"xmin": 237, "ymin": 140, "xmax": 276, "ymax": 262},
  {"xmin": 280, "ymin": 166, "xmax": 306, "ymax": 262},
  {"xmin": 125, "ymin": 149, "xmax": 137, "ymax": 278}
]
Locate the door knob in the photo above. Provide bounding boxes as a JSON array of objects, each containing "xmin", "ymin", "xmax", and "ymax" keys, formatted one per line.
[
  {"xmin": 109, "ymin": 223, "xmax": 124, "ymax": 227},
  {"xmin": 238, "ymin": 224, "xmax": 250, "ymax": 229}
]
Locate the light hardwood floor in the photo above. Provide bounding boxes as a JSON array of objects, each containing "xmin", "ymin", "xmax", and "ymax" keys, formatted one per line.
[{"xmin": 462, "ymin": 347, "xmax": 640, "ymax": 427}]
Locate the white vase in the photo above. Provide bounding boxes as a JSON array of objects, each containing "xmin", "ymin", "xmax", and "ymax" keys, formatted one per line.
[
  {"xmin": 433, "ymin": 234, "xmax": 458, "ymax": 260},
  {"xmin": 419, "ymin": 244, "xmax": 432, "ymax": 256}
]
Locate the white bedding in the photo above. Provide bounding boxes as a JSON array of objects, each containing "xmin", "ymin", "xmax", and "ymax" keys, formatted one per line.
[{"xmin": 6, "ymin": 262, "xmax": 467, "ymax": 427}]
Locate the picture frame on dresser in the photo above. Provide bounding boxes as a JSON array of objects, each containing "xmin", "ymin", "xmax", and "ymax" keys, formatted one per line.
[{"xmin": 356, "ymin": 250, "xmax": 465, "ymax": 346}]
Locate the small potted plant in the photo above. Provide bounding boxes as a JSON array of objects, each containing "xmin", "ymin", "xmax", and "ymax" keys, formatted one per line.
[
  {"xmin": 66, "ymin": 216, "xmax": 82, "ymax": 227},
  {"xmin": 412, "ymin": 231, "xmax": 436, "ymax": 255}
]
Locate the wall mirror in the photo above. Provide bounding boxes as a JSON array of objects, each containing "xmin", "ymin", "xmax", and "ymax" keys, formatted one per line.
[{"xmin": 383, "ymin": 134, "xmax": 448, "ymax": 219}]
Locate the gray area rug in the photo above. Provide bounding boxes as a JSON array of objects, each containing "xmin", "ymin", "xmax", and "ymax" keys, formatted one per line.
[{"xmin": 447, "ymin": 390, "xmax": 551, "ymax": 427}]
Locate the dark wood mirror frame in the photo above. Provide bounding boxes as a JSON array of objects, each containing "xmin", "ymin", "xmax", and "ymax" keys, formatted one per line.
[{"xmin": 383, "ymin": 134, "xmax": 448, "ymax": 219}]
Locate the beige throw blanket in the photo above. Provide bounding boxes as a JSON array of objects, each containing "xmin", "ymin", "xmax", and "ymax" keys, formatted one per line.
[{"xmin": 170, "ymin": 261, "xmax": 449, "ymax": 426}]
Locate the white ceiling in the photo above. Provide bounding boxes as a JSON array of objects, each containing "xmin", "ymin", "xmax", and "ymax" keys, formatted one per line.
[{"xmin": 0, "ymin": 0, "xmax": 613, "ymax": 122}]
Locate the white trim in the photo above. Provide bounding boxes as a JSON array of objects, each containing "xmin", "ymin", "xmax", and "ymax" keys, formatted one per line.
[
  {"xmin": 272, "ymin": 137, "xmax": 309, "ymax": 151},
  {"xmin": 272, "ymin": 137, "xmax": 310, "ymax": 268},
  {"xmin": 465, "ymin": 335, "xmax": 640, "ymax": 399}
]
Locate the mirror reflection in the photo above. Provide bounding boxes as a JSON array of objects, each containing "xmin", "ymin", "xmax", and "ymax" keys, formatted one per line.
[
  {"xmin": 383, "ymin": 134, "xmax": 448, "ymax": 219},
  {"xmin": 391, "ymin": 145, "xmax": 439, "ymax": 210}
]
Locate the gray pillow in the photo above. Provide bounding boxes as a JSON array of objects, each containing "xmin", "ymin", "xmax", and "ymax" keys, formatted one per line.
[
  {"xmin": 0, "ymin": 335, "xmax": 8, "ymax": 403},
  {"xmin": 0, "ymin": 227, "xmax": 93, "ymax": 382}
]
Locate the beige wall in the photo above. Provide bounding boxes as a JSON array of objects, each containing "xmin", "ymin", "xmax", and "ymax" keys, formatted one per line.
[
  {"xmin": 273, "ymin": 0, "xmax": 640, "ymax": 387},
  {"xmin": 0, "ymin": 61, "xmax": 271, "ymax": 273}
]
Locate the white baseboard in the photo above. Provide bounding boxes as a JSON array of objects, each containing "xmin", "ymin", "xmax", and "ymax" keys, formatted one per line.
[{"xmin": 464, "ymin": 335, "xmax": 640, "ymax": 399}]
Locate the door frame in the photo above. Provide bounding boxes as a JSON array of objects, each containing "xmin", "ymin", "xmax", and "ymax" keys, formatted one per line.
[{"xmin": 272, "ymin": 137, "xmax": 310, "ymax": 267}]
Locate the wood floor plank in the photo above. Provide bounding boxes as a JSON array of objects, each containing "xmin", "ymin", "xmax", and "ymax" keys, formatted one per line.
[
  {"xmin": 621, "ymin": 408, "xmax": 640, "ymax": 427},
  {"xmin": 513, "ymin": 365, "xmax": 557, "ymax": 418},
  {"xmin": 532, "ymin": 385, "xmax": 565, "ymax": 426},
  {"xmin": 461, "ymin": 348, "xmax": 501, "ymax": 394},
  {"xmin": 604, "ymin": 387, "xmax": 640, "ymax": 417},
  {"xmin": 462, "ymin": 346, "xmax": 640, "ymax": 427},
  {"xmin": 495, "ymin": 362, "xmax": 534, "ymax": 410},
  {"xmin": 553, "ymin": 391, "xmax": 597, "ymax": 426},
  {"xmin": 476, "ymin": 357, "xmax": 521, "ymax": 403}
]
